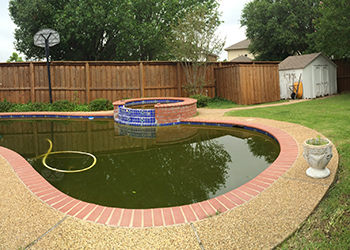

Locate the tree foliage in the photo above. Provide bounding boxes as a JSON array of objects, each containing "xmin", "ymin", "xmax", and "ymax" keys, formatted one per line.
[
  {"xmin": 55, "ymin": 0, "xmax": 131, "ymax": 61},
  {"xmin": 9, "ymin": 0, "xmax": 220, "ymax": 61},
  {"xmin": 240, "ymin": 0, "xmax": 319, "ymax": 61},
  {"xmin": 7, "ymin": 52, "xmax": 23, "ymax": 62},
  {"xmin": 311, "ymin": 0, "xmax": 350, "ymax": 59},
  {"xmin": 168, "ymin": 5, "xmax": 225, "ymax": 95}
]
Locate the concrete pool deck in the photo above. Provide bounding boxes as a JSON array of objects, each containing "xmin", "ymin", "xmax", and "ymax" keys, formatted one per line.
[{"xmin": 0, "ymin": 104, "xmax": 338, "ymax": 249}]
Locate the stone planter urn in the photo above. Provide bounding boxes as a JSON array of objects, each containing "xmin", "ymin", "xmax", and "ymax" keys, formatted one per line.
[{"xmin": 303, "ymin": 137, "xmax": 333, "ymax": 179}]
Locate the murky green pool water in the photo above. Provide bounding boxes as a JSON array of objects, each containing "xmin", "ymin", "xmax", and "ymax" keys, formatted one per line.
[{"xmin": 0, "ymin": 119, "xmax": 280, "ymax": 209}]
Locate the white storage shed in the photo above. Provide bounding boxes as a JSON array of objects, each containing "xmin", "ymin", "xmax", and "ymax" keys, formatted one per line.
[{"xmin": 279, "ymin": 53, "xmax": 337, "ymax": 99}]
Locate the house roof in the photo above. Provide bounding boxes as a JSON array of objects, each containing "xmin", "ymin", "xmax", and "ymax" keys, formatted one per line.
[
  {"xmin": 230, "ymin": 55, "xmax": 253, "ymax": 62},
  {"xmin": 224, "ymin": 39, "xmax": 251, "ymax": 51},
  {"xmin": 279, "ymin": 52, "xmax": 337, "ymax": 70}
]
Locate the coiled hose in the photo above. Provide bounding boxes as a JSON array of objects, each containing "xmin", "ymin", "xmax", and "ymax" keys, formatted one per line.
[{"xmin": 39, "ymin": 139, "xmax": 97, "ymax": 173}]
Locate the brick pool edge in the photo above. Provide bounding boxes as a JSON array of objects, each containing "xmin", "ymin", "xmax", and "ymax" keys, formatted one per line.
[{"xmin": 0, "ymin": 116, "xmax": 298, "ymax": 228}]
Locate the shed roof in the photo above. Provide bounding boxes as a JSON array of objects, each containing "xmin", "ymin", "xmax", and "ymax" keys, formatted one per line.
[
  {"xmin": 230, "ymin": 55, "xmax": 253, "ymax": 62},
  {"xmin": 279, "ymin": 52, "xmax": 337, "ymax": 70},
  {"xmin": 224, "ymin": 39, "xmax": 250, "ymax": 51}
]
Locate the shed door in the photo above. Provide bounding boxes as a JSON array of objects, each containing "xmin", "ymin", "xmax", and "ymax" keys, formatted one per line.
[
  {"xmin": 314, "ymin": 65, "xmax": 329, "ymax": 97},
  {"xmin": 322, "ymin": 66, "xmax": 329, "ymax": 95}
]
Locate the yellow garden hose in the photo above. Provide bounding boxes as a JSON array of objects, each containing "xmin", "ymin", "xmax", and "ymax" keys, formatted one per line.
[{"xmin": 40, "ymin": 139, "xmax": 97, "ymax": 173}]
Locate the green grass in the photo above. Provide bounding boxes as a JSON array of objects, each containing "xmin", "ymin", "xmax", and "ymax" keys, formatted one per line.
[
  {"xmin": 226, "ymin": 93, "xmax": 350, "ymax": 249},
  {"xmin": 206, "ymin": 97, "xmax": 242, "ymax": 109},
  {"xmin": 206, "ymin": 97, "xmax": 289, "ymax": 109}
]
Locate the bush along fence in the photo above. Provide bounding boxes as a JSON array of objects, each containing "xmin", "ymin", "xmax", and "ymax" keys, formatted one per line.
[{"xmin": 0, "ymin": 60, "xmax": 280, "ymax": 105}]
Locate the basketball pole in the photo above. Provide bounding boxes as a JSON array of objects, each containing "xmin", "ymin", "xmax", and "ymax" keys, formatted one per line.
[{"xmin": 43, "ymin": 33, "xmax": 53, "ymax": 104}]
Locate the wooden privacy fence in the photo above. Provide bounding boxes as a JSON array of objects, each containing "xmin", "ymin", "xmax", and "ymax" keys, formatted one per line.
[
  {"xmin": 333, "ymin": 59, "xmax": 350, "ymax": 93},
  {"xmin": 215, "ymin": 63, "xmax": 280, "ymax": 105},
  {"xmin": 0, "ymin": 60, "xmax": 280, "ymax": 105},
  {"xmin": 0, "ymin": 61, "xmax": 222, "ymax": 104}
]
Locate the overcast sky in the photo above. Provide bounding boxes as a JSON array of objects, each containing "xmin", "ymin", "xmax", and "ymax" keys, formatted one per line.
[{"xmin": 0, "ymin": 0, "xmax": 251, "ymax": 62}]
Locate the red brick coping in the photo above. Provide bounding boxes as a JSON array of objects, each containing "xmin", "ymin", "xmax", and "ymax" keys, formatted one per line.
[
  {"xmin": 0, "ymin": 118, "xmax": 298, "ymax": 228},
  {"xmin": 113, "ymin": 97, "xmax": 197, "ymax": 125}
]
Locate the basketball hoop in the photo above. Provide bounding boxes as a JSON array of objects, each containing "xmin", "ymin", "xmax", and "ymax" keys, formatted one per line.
[
  {"xmin": 34, "ymin": 28, "xmax": 60, "ymax": 48},
  {"xmin": 34, "ymin": 28, "xmax": 60, "ymax": 103}
]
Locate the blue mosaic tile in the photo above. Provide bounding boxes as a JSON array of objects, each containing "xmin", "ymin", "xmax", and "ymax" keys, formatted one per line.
[
  {"xmin": 244, "ymin": 126, "xmax": 256, "ymax": 132},
  {"xmin": 117, "ymin": 104, "xmax": 157, "ymax": 126},
  {"xmin": 0, "ymin": 114, "xmax": 113, "ymax": 120},
  {"xmin": 118, "ymin": 120, "xmax": 158, "ymax": 127},
  {"xmin": 157, "ymin": 121, "xmax": 180, "ymax": 126},
  {"xmin": 124, "ymin": 99, "xmax": 182, "ymax": 108},
  {"xmin": 266, "ymin": 133, "xmax": 277, "ymax": 141}
]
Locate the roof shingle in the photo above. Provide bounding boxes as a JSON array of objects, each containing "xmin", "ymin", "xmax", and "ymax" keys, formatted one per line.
[
  {"xmin": 279, "ymin": 53, "xmax": 323, "ymax": 70},
  {"xmin": 230, "ymin": 55, "xmax": 253, "ymax": 62},
  {"xmin": 224, "ymin": 39, "xmax": 251, "ymax": 51}
]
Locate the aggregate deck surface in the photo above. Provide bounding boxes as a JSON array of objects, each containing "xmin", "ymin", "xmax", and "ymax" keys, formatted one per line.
[{"xmin": 0, "ymin": 102, "xmax": 338, "ymax": 249}]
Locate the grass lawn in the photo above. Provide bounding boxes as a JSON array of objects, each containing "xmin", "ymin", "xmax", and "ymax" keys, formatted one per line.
[
  {"xmin": 226, "ymin": 93, "xmax": 350, "ymax": 249},
  {"xmin": 206, "ymin": 97, "xmax": 289, "ymax": 109}
]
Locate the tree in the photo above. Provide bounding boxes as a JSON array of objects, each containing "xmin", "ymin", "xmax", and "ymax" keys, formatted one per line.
[
  {"xmin": 240, "ymin": 0, "xmax": 320, "ymax": 61},
  {"xmin": 9, "ymin": 0, "xmax": 131, "ymax": 61},
  {"xmin": 167, "ymin": 5, "xmax": 225, "ymax": 95},
  {"xmin": 9, "ymin": 0, "xmax": 220, "ymax": 61},
  {"xmin": 7, "ymin": 52, "xmax": 23, "ymax": 62},
  {"xmin": 311, "ymin": 0, "xmax": 350, "ymax": 59},
  {"xmin": 120, "ymin": 0, "xmax": 221, "ymax": 61}
]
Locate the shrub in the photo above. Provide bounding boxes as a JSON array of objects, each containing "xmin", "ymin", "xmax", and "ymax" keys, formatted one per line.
[
  {"xmin": 8, "ymin": 101, "xmax": 53, "ymax": 112},
  {"xmin": 190, "ymin": 95, "xmax": 211, "ymax": 108},
  {"xmin": 0, "ymin": 99, "xmax": 112, "ymax": 112},
  {"xmin": 89, "ymin": 98, "xmax": 113, "ymax": 111},
  {"xmin": 73, "ymin": 104, "xmax": 90, "ymax": 112},
  {"xmin": 29, "ymin": 101, "xmax": 49, "ymax": 111},
  {"xmin": 0, "ymin": 99, "xmax": 15, "ymax": 112},
  {"xmin": 51, "ymin": 100, "xmax": 76, "ymax": 111},
  {"xmin": 9, "ymin": 103, "xmax": 31, "ymax": 112}
]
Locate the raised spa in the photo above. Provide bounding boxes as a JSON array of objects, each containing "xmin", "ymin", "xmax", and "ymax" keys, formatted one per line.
[{"xmin": 113, "ymin": 97, "xmax": 197, "ymax": 126}]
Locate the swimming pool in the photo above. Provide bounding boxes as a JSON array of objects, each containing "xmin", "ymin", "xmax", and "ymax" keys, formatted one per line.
[
  {"xmin": 0, "ymin": 114, "xmax": 298, "ymax": 227},
  {"xmin": 0, "ymin": 120, "xmax": 280, "ymax": 209}
]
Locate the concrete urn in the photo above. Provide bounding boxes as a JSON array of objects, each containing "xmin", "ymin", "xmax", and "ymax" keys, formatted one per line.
[{"xmin": 303, "ymin": 138, "xmax": 333, "ymax": 179}]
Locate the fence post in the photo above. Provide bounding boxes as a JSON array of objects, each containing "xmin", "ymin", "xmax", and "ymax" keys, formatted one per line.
[
  {"xmin": 30, "ymin": 62, "xmax": 35, "ymax": 102},
  {"xmin": 140, "ymin": 62, "xmax": 144, "ymax": 98},
  {"xmin": 85, "ymin": 62, "xmax": 91, "ymax": 103},
  {"xmin": 177, "ymin": 62, "xmax": 181, "ymax": 97}
]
